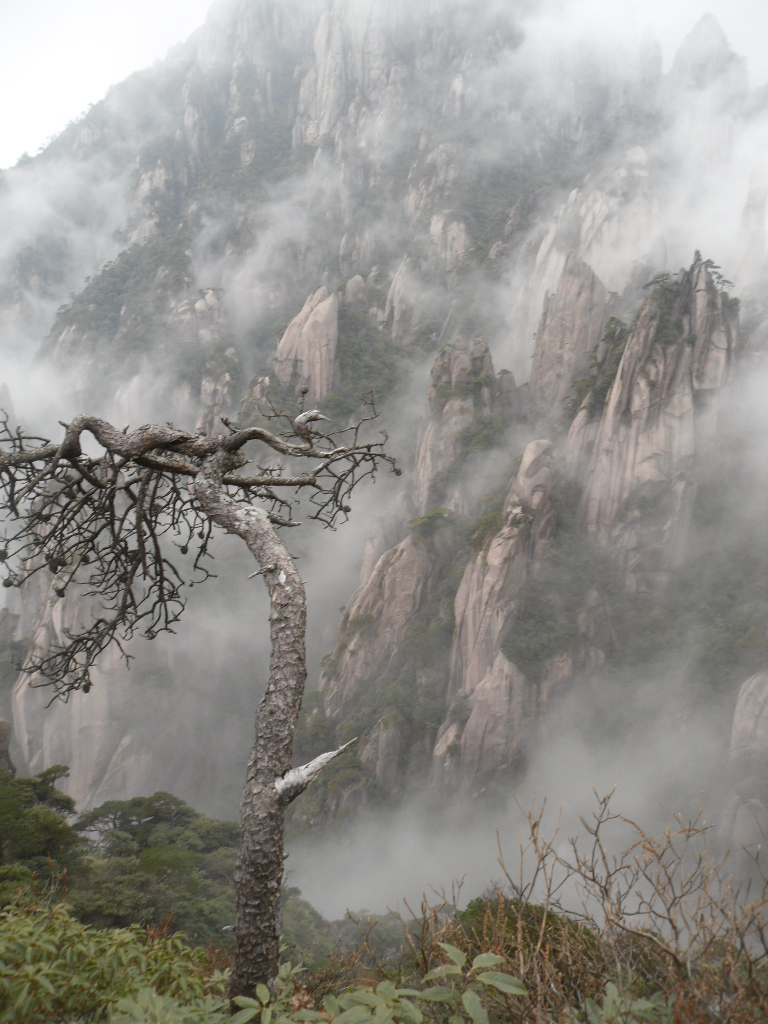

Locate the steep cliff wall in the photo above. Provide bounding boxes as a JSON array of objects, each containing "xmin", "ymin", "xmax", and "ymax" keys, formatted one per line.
[
  {"xmin": 414, "ymin": 337, "xmax": 515, "ymax": 516},
  {"xmin": 315, "ymin": 255, "xmax": 740, "ymax": 805},
  {"xmin": 530, "ymin": 252, "xmax": 607, "ymax": 415},
  {"xmin": 319, "ymin": 339, "xmax": 515, "ymax": 773},
  {"xmin": 274, "ymin": 287, "xmax": 340, "ymax": 401},
  {"xmin": 1, "ymin": 1, "xmax": 764, "ymax": 815},
  {"xmin": 572, "ymin": 254, "xmax": 738, "ymax": 591}
]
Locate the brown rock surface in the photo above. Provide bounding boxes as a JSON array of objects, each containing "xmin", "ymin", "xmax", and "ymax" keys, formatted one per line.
[
  {"xmin": 575, "ymin": 254, "xmax": 737, "ymax": 591},
  {"xmin": 414, "ymin": 337, "xmax": 502, "ymax": 516},
  {"xmin": 321, "ymin": 532, "xmax": 441, "ymax": 722},
  {"xmin": 530, "ymin": 251, "xmax": 606, "ymax": 414},
  {"xmin": 274, "ymin": 287, "xmax": 339, "ymax": 401}
]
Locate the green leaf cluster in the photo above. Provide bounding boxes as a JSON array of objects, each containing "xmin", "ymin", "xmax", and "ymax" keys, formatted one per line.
[
  {"xmin": 564, "ymin": 317, "xmax": 630, "ymax": 424},
  {"xmin": 577, "ymin": 982, "xmax": 673, "ymax": 1024},
  {"xmin": 323, "ymin": 305, "xmax": 400, "ymax": 423},
  {"xmin": 66, "ymin": 792, "xmax": 241, "ymax": 946},
  {"xmin": 228, "ymin": 947, "xmax": 525, "ymax": 1024},
  {"xmin": 0, "ymin": 900, "xmax": 223, "ymax": 1022},
  {"xmin": 0, "ymin": 765, "xmax": 78, "ymax": 882}
]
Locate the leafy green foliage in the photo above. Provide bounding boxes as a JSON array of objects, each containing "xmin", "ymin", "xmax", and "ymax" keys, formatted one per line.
[
  {"xmin": 565, "ymin": 317, "xmax": 630, "ymax": 423},
  {"xmin": 0, "ymin": 900, "xmax": 224, "ymax": 1022},
  {"xmin": 228, "ymin": 947, "xmax": 525, "ymax": 1024},
  {"xmin": 324, "ymin": 305, "xmax": 400, "ymax": 422},
  {"xmin": 110, "ymin": 986, "xmax": 231, "ymax": 1023},
  {"xmin": 408, "ymin": 508, "xmax": 452, "ymax": 538},
  {"xmin": 64, "ymin": 792, "xmax": 241, "ymax": 946},
  {"xmin": 577, "ymin": 983, "xmax": 674, "ymax": 1024},
  {"xmin": 50, "ymin": 234, "xmax": 192, "ymax": 360},
  {"xmin": 0, "ymin": 765, "xmax": 79, "ymax": 875},
  {"xmin": 458, "ymin": 416, "xmax": 506, "ymax": 455}
]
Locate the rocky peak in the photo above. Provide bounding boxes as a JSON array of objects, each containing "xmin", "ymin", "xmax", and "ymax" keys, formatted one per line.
[
  {"xmin": 414, "ymin": 337, "xmax": 512, "ymax": 516},
  {"xmin": 668, "ymin": 15, "xmax": 745, "ymax": 92},
  {"xmin": 530, "ymin": 251, "xmax": 607, "ymax": 415},
  {"xmin": 274, "ymin": 286, "xmax": 340, "ymax": 401},
  {"xmin": 573, "ymin": 254, "xmax": 738, "ymax": 591}
]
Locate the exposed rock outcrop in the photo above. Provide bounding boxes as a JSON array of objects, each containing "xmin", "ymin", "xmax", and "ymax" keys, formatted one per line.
[
  {"xmin": 360, "ymin": 718, "xmax": 404, "ymax": 797},
  {"xmin": 719, "ymin": 671, "xmax": 768, "ymax": 860},
  {"xmin": 274, "ymin": 287, "xmax": 340, "ymax": 401},
  {"xmin": 429, "ymin": 213, "xmax": 470, "ymax": 273},
  {"xmin": 526, "ymin": 148, "xmax": 663, "ymax": 341},
  {"xmin": 574, "ymin": 254, "xmax": 737, "ymax": 591},
  {"xmin": 321, "ymin": 336, "xmax": 518, "ymax": 790},
  {"xmin": 730, "ymin": 671, "xmax": 768, "ymax": 777},
  {"xmin": 414, "ymin": 337, "xmax": 511, "ymax": 516},
  {"xmin": 430, "ymin": 440, "xmax": 558, "ymax": 788},
  {"xmin": 195, "ymin": 346, "xmax": 243, "ymax": 437},
  {"xmin": 530, "ymin": 252, "xmax": 606, "ymax": 415},
  {"xmin": 321, "ymin": 529, "xmax": 446, "ymax": 722}
]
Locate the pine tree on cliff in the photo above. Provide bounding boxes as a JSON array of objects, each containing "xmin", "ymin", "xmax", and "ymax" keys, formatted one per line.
[{"xmin": 0, "ymin": 398, "xmax": 398, "ymax": 997}]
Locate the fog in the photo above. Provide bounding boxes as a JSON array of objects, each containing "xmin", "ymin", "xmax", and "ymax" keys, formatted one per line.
[{"xmin": 2, "ymin": 0, "xmax": 768, "ymax": 920}]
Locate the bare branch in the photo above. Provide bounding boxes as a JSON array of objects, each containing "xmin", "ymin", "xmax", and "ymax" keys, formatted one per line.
[
  {"xmin": 274, "ymin": 737, "xmax": 357, "ymax": 805},
  {"xmin": 0, "ymin": 400, "xmax": 399, "ymax": 698}
]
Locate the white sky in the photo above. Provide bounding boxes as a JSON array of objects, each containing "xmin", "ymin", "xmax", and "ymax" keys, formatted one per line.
[
  {"xmin": 0, "ymin": 0, "xmax": 213, "ymax": 169},
  {"xmin": 1, "ymin": 0, "xmax": 767, "ymax": 171}
]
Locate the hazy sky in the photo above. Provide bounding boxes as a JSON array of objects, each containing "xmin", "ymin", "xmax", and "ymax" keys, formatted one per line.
[{"xmin": 1, "ymin": 0, "xmax": 768, "ymax": 170}]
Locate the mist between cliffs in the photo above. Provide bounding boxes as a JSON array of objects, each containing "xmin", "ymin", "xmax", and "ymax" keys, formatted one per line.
[{"xmin": 1, "ymin": 0, "xmax": 768, "ymax": 922}]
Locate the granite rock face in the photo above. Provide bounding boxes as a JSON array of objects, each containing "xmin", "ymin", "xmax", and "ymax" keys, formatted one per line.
[
  {"xmin": 320, "ymin": 531, "xmax": 442, "ymax": 722},
  {"xmin": 572, "ymin": 254, "xmax": 738, "ymax": 591},
  {"xmin": 414, "ymin": 337, "xmax": 511, "ymax": 517},
  {"xmin": 530, "ymin": 252, "xmax": 607, "ymax": 415},
  {"xmin": 319, "ymin": 253, "xmax": 740, "ymax": 800},
  {"xmin": 320, "ymin": 337, "xmax": 516, "ymax": 791},
  {"xmin": 430, "ymin": 441, "xmax": 558, "ymax": 788},
  {"xmin": 274, "ymin": 287, "xmax": 340, "ymax": 401},
  {"xmin": 719, "ymin": 671, "xmax": 768, "ymax": 859}
]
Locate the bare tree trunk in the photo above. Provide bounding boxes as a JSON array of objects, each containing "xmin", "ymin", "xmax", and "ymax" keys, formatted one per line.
[
  {"xmin": 195, "ymin": 451, "xmax": 306, "ymax": 997},
  {"xmin": 0, "ymin": 412, "xmax": 387, "ymax": 994}
]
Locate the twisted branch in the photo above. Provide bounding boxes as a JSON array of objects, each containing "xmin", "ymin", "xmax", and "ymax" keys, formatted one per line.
[{"xmin": 0, "ymin": 400, "xmax": 399, "ymax": 698}]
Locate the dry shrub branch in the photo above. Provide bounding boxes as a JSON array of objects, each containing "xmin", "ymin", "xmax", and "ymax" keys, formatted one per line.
[{"xmin": 329, "ymin": 792, "xmax": 768, "ymax": 1023}]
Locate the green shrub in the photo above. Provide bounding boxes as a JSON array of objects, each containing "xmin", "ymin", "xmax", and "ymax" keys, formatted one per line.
[
  {"xmin": 323, "ymin": 305, "xmax": 400, "ymax": 421},
  {"xmin": 564, "ymin": 317, "xmax": 629, "ymax": 424},
  {"xmin": 575, "ymin": 983, "xmax": 674, "ymax": 1024},
  {"xmin": 0, "ymin": 766, "xmax": 79, "ymax": 872},
  {"xmin": 0, "ymin": 901, "xmax": 222, "ymax": 1022}
]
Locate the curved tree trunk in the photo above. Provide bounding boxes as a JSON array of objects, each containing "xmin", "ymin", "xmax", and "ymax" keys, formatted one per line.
[{"xmin": 195, "ymin": 451, "xmax": 307, "ymax": 998}]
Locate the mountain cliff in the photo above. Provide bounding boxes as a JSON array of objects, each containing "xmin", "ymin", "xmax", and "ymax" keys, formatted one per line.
[
  {"xmin": 308, "ymin": 254, "xmax": 746, "ymax": 809},
  {"xmin": 1, "ymin": 2, "xmax": 767, "ymax": 824}
]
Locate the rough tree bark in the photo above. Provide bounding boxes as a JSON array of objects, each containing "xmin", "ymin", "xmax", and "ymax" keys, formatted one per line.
[
  {"xmin": 0, "ymin": 402, "xmax": 397, "ymax": 998},
  {"xmin": 195, "ymin": 449, "xmax": 329, "ymax": 996}
]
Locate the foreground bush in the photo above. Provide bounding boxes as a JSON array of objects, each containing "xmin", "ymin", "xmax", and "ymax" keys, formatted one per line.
[
  {"xmin": 4, "ymin": 792, "xmax": 768, "ymax": 1022},
  {"xmin": 0, "ymin": 900, "xmax": 226, "ymax": 1022}
]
